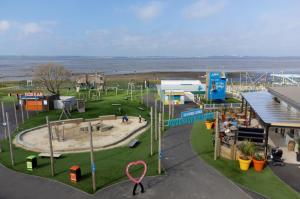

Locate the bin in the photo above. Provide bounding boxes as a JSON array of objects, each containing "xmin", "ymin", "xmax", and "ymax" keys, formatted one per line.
[
  {"xmin": 70, "ymin": 165, "xmax": 81, "ymax": 182},
  {"xmin": 26, "ymin": 155, "xmax": 37, "ymax": 171}
]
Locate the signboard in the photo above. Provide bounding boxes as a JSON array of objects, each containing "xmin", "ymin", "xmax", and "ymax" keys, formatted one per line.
[
  {"xmin": 181, "ymin": 108, "xmax": 203, "ymax": 118},
  {"xmin": 206, "ymin": 72, "xmax": 227, "ymax": 101},
  {"xmin": 25, "ymin": 92, "xmax": 43, "ymax": 97}
]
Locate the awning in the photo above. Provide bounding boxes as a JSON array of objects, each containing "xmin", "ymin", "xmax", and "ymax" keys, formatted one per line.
[{"xmin": 241, "ymin": 91, "xmax": 300, "ymax": 128}]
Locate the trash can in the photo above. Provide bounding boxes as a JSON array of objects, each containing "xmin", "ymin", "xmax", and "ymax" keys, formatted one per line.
[
  {"xmin": 70, "ymin": 165, "xmax": 81, "ymax": 182},
  {"xmin": 26, "ymin": 155, "xmax": 37, "ymax": 171}
]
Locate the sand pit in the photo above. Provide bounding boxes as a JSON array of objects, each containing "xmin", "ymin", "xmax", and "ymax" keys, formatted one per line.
[{"xmin": 14, "ymin": 116, "xmax": 148, "ymax": 153}]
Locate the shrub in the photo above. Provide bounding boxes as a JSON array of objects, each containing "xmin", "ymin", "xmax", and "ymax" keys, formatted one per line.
[{"xmin": 239, "ymin": 140, "xmax": 255, "ymax": 160}]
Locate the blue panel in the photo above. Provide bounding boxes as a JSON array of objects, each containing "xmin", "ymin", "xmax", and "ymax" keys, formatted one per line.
[
  {"xmin": 181, "ymin": 108, "xmax": 203, "ymax": 118},
  {"xmin": 207, "ymin": 72, "xmax": 227, "ymax": 101}
]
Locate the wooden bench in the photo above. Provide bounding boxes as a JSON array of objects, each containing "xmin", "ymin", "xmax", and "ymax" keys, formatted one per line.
[
  {"xmin": 138, "ymin": 107, "xmax": 145, "ymax": 111},
  {"xmin": 128, "ymin": 139, "xmax": 140, "ymax": 148},
  {"xmin": 101, "ymin": 125, "xmax": 113, "ymax": 132},
  {"xmin": 39, "ymin": 153, "xmax": 62, "ymax": 158}
]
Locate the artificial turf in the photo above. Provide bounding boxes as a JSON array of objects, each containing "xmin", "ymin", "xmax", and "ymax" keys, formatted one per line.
[
  {"xmin": 191, "ymin": 122, "xmax": 300, "ymax": 199},
  {"xmin": 0, "ymin": 90, "xmax": 159, "ymax": 193}
]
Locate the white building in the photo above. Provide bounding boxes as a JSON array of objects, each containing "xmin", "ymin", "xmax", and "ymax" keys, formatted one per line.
[{"xmin": 158, "ymin": 80, "xmax": 205, "ymax": 105}]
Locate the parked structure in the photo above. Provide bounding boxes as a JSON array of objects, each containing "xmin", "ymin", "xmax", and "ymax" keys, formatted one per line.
[
  {"xmin": 19, "ymin": 92, "xmax": 58, "ymax": 111},
  {"xmin": 75, "ymin": 72, "xmax": 105, "ymax": 91},
  {"xmin": 241, "ymin": 86, "xmax": 300, "ymax": 163},
  {"xmin": 157, "ymin": 80, "xmax": 205, "ymax": 105}
]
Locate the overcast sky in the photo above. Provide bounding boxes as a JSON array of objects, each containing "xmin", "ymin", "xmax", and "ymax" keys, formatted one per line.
[{"xmin": 1, "ymin": 0, "xmax": 300, "ymax": 56}]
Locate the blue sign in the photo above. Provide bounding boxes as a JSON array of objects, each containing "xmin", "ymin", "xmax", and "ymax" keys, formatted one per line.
[
  {"xmin": 181, "ymin": 108, "xmax": 203, "ymax": 118},
  {"xmin": 207, "ymin": 72, "xmax": 227, "ymax": 101},
  {"xmin": 92, "ymin": 163, "xmax": 96, "ymax": 172}
]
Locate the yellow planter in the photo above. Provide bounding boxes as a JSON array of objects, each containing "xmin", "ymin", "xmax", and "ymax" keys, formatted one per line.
[
  {"xmin": 238, "ymin": 157, "xmax": 252, "ymax": 171},
  {"xmin": 205, "ymin": 121, "xmax": 214, "ymax": 130}
]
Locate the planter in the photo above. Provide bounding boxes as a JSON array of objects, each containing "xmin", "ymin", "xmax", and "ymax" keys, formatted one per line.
[
  {"xmin": 205, "ymin": 121, "xmax": 214, "ymax": 130},
  {"xmin": 253, "ymin": 159, "xmax": 265, "ymax": 172},
  {"xmin": 238, "ymin": 157, "xmax": 252, "ymax": 171}
]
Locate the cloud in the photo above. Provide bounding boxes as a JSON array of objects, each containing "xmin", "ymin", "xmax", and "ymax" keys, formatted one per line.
[
  {"xmin": 183, "ymin": 0, "xmax": 226, "ymax": 19},
  {"xmin": 133, "ymin": 1, "xmax": 163, "ymax": 21},
  {"xmin": 0, "ymin": 20, "xmax": 11, "ymax": 32},
  {"xmin": 21, "ymin": 22, "xmax": 44, "ymax": 35}
]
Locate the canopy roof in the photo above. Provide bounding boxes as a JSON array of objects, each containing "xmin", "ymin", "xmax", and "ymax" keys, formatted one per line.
[
  {"xmin": 242, "ymin": 91, "xmax": 300, "ymax": 128},
  {"xmin": 268, "ymin": 86, "xmax": 300, "ymax": 111}
]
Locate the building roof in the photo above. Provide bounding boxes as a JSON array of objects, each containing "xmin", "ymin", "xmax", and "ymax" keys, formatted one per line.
[
  {"xmin": 268, "ymin": 86, "xmax": 300, "ymax": 111},
  {"xmin": 161, "ymin": 80, "xmax": 201, "ymax": 85},
  {"xmin": 241, "ymin": 91, "xmax": 300, "ymax": 128}
]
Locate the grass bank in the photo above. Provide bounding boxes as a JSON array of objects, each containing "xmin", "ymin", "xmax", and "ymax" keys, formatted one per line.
[{"xmin": 191, "ymin": 122, "xmax": 300, "ymax": 199}]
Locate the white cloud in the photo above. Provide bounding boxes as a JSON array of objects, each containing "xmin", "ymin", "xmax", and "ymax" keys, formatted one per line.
[
  {"xmin": 183, "ymin": 0, "xmax": 226, "ymax": 19},
  {"xmin": 21, "ymin": 22, "xmax": 44, "ymax": 35},
  {"xmin": 0, "ymin": 20, "xmax": 11, "ymax": 32},
  {"xmin": 133, "ymin": 1, "xmax": 163, "ymax": 21}
]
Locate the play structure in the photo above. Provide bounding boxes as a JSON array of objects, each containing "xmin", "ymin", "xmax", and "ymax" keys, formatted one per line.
[{"xmin": 14, "ymin": 116, "xmax": 147, "ymax": 153}]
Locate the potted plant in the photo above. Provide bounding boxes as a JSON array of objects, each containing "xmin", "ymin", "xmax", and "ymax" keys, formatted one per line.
[
  {"xmin": 253, "ymin": 153, "xmax": 265, "ymax": 172},
  {"xmin": 205, "ymin": 118, "xmax": 215, "ymax": 130},
  {"xmin": 297, "ymin": 139, "xmax": 300, "ymax": 162},
  {"xmin": 238, "ymin": 140, "xmax": 255, "ymax": 171}
]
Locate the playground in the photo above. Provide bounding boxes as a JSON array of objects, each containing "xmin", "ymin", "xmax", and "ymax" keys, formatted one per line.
[{"xmin": 15, "ymin": 116, "xmax": 147, "ymax": 153}]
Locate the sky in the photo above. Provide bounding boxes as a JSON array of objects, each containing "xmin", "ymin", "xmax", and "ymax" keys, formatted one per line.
[{"xmin": 1, "ymin": 0, "xmax": 300, "ymax": 56}]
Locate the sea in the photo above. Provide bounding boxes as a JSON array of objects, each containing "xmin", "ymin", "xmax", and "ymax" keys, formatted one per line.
[{"xmin": 1, "ymin": 56, "xmax": 300, "ymax": 81}]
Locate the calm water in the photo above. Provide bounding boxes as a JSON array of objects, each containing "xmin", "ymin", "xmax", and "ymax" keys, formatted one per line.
[{"xmin": 1, "ymin": 56, "xmax": 300, "ymax": 81}]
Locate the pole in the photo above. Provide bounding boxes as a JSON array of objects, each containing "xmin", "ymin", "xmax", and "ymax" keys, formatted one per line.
[
  {"xmin": 115, "ymin": 87, "xmax": 118, "ymax": 96},
  {"xmin": 158, "ymin": 113, "xmax": 161, "ymax": 174},
  {"xmin": 26, "ymin": 105, "xmax": 29, "ymax": 120},
  {"xmin": 140, "ymin": 85, "xmax": 143, "ymax": 104},
  {"xmin": 46, "ymin": 116, "xmax": 55, "ymax": 176},
  {"xmin": 150, "ymin": 107, "xmax": 153, "ymax": 156},
  {"xmin": 214, "ymin": 112, "xmax": 219, "ymax": 160},
  {"xmin": 20, "ymin": 102, "xmax": 25, "ymax": 123},
  {"xmin": 1, "ymin": 102, "xmax": 7, "ymax": 139},
  {"xmin": 13, "ymin": 99, "xmax": 18, "ymax": 130},
  {"xmin": 154, "ymin": 99, "xmax": 157, "ymax": 140},
  {"xmin": 168, "ymin": 94, "xmax": 171, "ymax": 120},
  {"xmin": 88, "ymin": 122, "xmax": 96, "ymax": 192},
  {"xmin": 162, "ymin": 101, "xmax": 165, "ymax": 132},
  {"xmin": 6, "ymin": 112, "xmax": 14, "ymax": 166},
  {"xmin": 130, "ymin": 83, "xmax": 133, "ymax": 101},
  {"xmin": 146, "ymin": 87, "xmax": 149, "ymax": 107},
  {"xmin": 98, "ymin": 90, "xmax": 101, "ymax": 100}
]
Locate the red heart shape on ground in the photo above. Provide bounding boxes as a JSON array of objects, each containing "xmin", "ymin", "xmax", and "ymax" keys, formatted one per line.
[{"xmin": 126, "ymin": 160, "xmax": 147, "ymax": 184}]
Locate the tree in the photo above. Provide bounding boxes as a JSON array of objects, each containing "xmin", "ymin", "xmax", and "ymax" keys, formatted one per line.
[{"xmin": 33, "ymin": 63, "xmax": 71, "ymax": 96}]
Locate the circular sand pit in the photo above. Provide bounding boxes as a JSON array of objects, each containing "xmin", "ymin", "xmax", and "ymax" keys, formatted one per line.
[{"xmin": 14, "ymin": 116, "xmax": 148, "ymax": 153}]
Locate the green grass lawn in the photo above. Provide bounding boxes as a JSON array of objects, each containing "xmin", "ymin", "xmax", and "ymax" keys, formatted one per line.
[
  {"xmin": 191, "ymin": 122, "xmax": 300, "ymax": 199},
  {"xmin": 0, "ymin": 90, "xmax": 159, "ymax": 193}
]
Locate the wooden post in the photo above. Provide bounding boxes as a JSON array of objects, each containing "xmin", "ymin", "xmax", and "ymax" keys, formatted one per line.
[
  {"xmin": 13, "ymin": 100, "xmax": 18, "ymax": 130},
  {"xmin": 146, "ymin": 87, "xmax": 149, "ymax": 107},
  {"xmin": 26, "ymin": 106, "xmax": 29, "ymax": 120},
  {"xmin": 46, "ymin": 116, "xmax": 55, "ymax": 176},
  {"xmin": 130, "ymin": 83, "xmax": 133, "ymax": 101},
  {"xmin": 98, "ymin": 90, "xmax": 101, "ymax": 100},
  {"xmin": 150, "ymin": 107, "xmax": 153, "ymax": 156},
  {"xmin": 154, "ymin": 99, "xmax": 157, "ymax": 140},
  {"xmin": 62, "ymin": 122, "xmax": 65, "ymax": 141},
  {"xmin": 115, "ymin": 87, "xmax": 118, "ymax": 96},
  {"xmin": 6, "ymin": 112, "xmax": 14, "ymax": 166},
  {"xmin": 88, "ymin": 122, "xmax": 96, "ymax": 192},
  {"xmin": 162, "ymin": 101, "xmax": 165, "ymax": 132},
  {"xmin": 158, "ymin": 113, "xmax": 161, "ymax": 174},
  {"xmin": 1, "ymin": 102, "xmax": 7, "ymax": 139},
  {"xmin": 214, "ymin": 112, "xmax": 219, "ymax": 160},
  {"xmin": 168, "ymin": 94, "xmax": 171, "ymax": 120},
  {"xmin": 140, "ymin": 85, "xmax": 143, "ymax": 104},
  {"xmin": 20, "ymin": 103, "xmax": 25, "ymax": 123}
]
